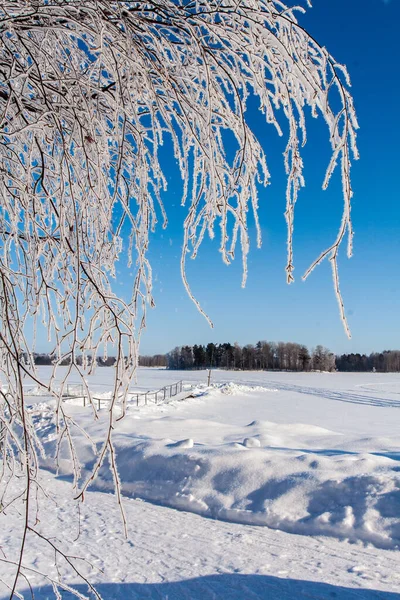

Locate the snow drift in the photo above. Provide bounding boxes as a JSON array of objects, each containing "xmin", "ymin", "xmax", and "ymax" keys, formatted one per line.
[
  {"xmin": 94, "ymin": 428, "xmax": 400, "ymax": 549},
  {"xmin": 30, "ymin": 378, "xmax": 400, "ymax": 551}
]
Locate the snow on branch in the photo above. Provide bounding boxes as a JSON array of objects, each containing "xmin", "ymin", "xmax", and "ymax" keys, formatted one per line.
[{"xmin": 0, "ymin": 1, "xmax": 358, "ymax": 595}]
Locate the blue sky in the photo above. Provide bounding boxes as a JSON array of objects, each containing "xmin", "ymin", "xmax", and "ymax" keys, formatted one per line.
[
  {"xmin": 124, "ymin": 0, "xmax": 400, "ymax": 357},
  {"xmin": 31, "ymin": 0, "xmax": 396, "ymax": 358}
]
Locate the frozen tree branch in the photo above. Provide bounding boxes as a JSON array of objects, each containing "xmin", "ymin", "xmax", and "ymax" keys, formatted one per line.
[{"xmin": 0, "ymin": 1, "xmax": 358, "ymax": 596}]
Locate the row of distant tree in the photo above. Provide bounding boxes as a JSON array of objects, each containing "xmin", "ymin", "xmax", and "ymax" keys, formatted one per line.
[
  {"xmin": 141, "ymin": 342, "xmax": 335, "ymax": 372},
  {"xmin": 336, "ymin": 351, "xmax": 400, "ymax": 372},
  {"xmin": 31, "ymin": 345, "xmax": 400, "ymax": 372},
  {"xmin": 31, "ymin": 354, "xmax": 118, "ymax": 367},
  {"xmin": 139, "ymin": 342, "xmax": 400, "ymax": 373}
]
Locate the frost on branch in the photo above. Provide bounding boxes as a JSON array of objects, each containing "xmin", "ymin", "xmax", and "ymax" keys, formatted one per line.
[{"xmin": 0, "ymin": 1, "xmax": 358, "ymax": 595}]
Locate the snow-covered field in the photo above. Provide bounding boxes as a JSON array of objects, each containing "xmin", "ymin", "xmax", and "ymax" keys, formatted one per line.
[{"xmin": 1, "ymin": 368, "xmax": 400, "ymax": 599}]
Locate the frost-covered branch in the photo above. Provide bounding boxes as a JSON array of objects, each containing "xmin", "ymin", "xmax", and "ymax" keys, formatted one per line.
[{"xmin": 0, "ymin": 1, "xmax": 358, "ymax": 596}]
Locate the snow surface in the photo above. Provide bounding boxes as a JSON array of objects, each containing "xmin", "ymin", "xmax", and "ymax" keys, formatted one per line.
[{"xmin": 2, "ymin": 368, "xmax": 400, "ymax": 598}]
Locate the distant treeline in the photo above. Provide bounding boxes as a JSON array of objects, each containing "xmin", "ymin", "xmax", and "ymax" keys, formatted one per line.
[
  {"xmin": 140, "ymin": 343, "xmax": 400, "ymax": 373},
  {"xmin": 142, "ymin": 342, "xmax": 333, "ymax": 371},
  {"xmin": 336, "ymin": 351, "xmax": 400, "ymax": 372},
  {"xmin": 31, "ymin": 346, "xmax": 400, "ymax": 373},
  {"xmin": 31, "ymin": 354, "xmax": 118, "ymax": 367}
]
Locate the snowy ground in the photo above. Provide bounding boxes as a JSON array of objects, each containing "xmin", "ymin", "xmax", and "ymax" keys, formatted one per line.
[{"xmin": 1, "ymin": 368, "xmax": 400, "ymax": 599}]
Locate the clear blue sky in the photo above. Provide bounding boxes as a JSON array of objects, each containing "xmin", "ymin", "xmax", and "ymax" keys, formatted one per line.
[
  {"xmin": 41, "ymin": 0, "xmax": 399, "ymax": 358},
  {"xmin": 122, "ymin": 0, "xmax": 399, "ymax": 357},
  {"xmin": 121, "ymin": 0, "xmax": 400, "ymax": 357}
]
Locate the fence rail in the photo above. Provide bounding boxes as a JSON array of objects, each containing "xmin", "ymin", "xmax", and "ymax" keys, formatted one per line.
[
  {"xmin": 63, "ymin": 380, "xmax": 185, "ymax": 409},
  {"xmin": 129, "ymin": 380, "xmax": 184, "ymax": 408}
]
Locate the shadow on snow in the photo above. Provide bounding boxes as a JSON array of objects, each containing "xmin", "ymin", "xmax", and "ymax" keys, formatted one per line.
[{"xmin": 21, "ymin": 574, "xmax": 400, "ymax": 600}]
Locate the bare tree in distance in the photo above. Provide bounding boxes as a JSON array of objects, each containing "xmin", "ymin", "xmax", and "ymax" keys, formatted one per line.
[{"xmin": 0, "ymin": 1, "xmax": 358, "ymax": 596}]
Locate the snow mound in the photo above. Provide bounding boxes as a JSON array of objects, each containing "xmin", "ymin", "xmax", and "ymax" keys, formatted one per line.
[
  {"xmin": 243, "ymin": 437, "xmax": 261, "ymax": 448},
  {"xmin": 23, "ymin": 386, "xmax": 49, "ymax": 397},
  {"xmin": 216, "ymin": 382, "xmax": 278, "ymax": 395},
  {"xmin": 246, "ymin": 420, "xmax": 336, "ymax": 436},
  {"xmin": 26, "ymin": 402, "xmax": 53, "ymax": 414},
  {"xmin": 167, "ymin": 438, "xmax": 194, "ymax": 449},
  {"xmin": 93, "ymin": 439, "xmax": 400, "ymax": 549},
  {"xmin": 116, "ymin": 443, "xmax": 400, "ymax": 549},
  {"xmin": 46, "ymin": 424, "xmax": 400, "ymax": 550}
]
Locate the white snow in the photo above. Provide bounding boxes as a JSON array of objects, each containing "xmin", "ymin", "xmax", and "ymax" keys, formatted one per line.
[
  {"xmin": 2, "ymin": 368, "xmax": 400, "ymax": 599},
  {"xmin": 3, "ymin": 473, "xmax": 400, "ymax": 600},
  {"xmin": 243, "ymin": 436, "xmax": 261, "ymax": 447}
]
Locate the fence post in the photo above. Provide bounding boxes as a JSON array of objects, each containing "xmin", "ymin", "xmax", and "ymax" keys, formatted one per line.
[
  {"xmin": 164, "ymin": 387, "xmax": 166, "ymax": 401},
  {"xmin": 137, "ymin": 394, "xmax": 139, "ymax": 407},
  {"xmin": 155, "ymin": 391, "xmax": 158, "ymax": 404},
  {"xmin": 98, "ymin": 398, "xmax": 101, "ymax": 410},
  {"xmin": 83, "ymin": 396, "xmax": 86, "ymax": 407}
]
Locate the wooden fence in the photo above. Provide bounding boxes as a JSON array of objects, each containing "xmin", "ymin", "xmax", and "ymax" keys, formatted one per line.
[
  {"xmin": 63, "ymin": 380, "xmax": 185, "ymax": 409},
  {"xmin": 130, "ymin": 380, "xmax": 184, "ymax": 407}
]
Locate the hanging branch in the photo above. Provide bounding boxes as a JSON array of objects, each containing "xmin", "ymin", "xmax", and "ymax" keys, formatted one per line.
[{"xmin": 0, "ymin": 1, "xmax": 358, "ymax": 596}]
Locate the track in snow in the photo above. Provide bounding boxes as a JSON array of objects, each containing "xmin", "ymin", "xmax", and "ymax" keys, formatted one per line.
[{"xmin": 1, "ymin": 475, "xmax": 400, "ymax": 599}]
